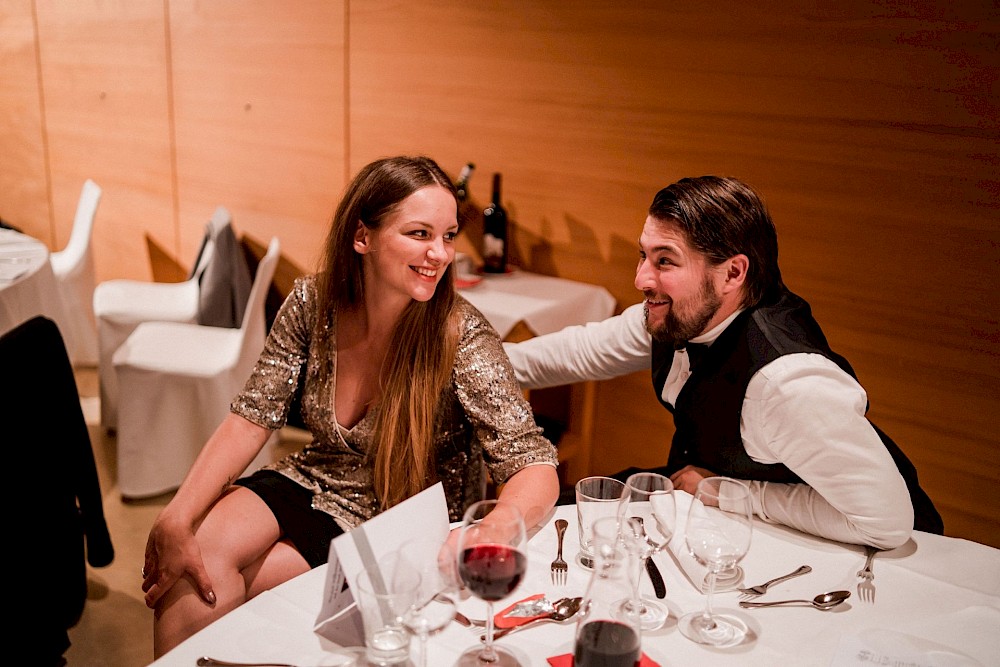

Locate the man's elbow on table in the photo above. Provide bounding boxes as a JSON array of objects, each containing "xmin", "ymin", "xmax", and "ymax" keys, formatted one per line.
[{"xmin": 860, "ymin": 501, "xmax": 915, "ymax": 550}]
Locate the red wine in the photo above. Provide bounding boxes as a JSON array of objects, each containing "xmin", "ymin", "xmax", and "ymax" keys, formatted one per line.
[
  {"xmin": 481, "ymin": 173, "xmax": 508, "ymax": 273},
  {"xmin": 459, "ymin": 544, "xmax": 526, "ymax": 601},
  {"xmin": 574, "ymin": 620, "xmax": 641, "ymax": 667}
]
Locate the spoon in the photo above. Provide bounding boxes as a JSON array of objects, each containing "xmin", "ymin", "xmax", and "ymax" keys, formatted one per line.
[
  {"xmin": 484, "ymin": 596, "xmax": 584, "ymax": 640},
  {"xmin": 738, "ymin": 590, "xmax": 851, "ymax": 610},
  {"xmin": 197, "ymin": 652, "xmax": 364, "ymax": 667}
]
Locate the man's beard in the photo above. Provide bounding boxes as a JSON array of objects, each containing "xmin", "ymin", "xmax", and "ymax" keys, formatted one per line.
[{"xmin": 644, "ymin": 277, "xmax": 721, "ymax": 347}]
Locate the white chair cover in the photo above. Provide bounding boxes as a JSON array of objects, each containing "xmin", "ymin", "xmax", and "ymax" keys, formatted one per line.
[
  {"xmin": 112, "ymin": 237, "xmax": 281, "ymax": 499},
  {"xmin": 50, "ymin": 179, "xmax": 101, "ymax": 366},
  {"xmin": 92, "ymin": 207, "xmax": 231, "ymax": 431}
]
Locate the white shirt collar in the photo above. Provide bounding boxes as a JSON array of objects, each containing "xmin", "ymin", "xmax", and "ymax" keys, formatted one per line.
[{"xmin": 690, "ymin": 308, "xmax": 744, "ymax": 346}]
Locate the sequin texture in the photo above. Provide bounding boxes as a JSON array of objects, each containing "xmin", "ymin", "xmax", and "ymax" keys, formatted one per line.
[{"xmin": 231, "ymin": 275, "xmax": 557, "ymax": 530}]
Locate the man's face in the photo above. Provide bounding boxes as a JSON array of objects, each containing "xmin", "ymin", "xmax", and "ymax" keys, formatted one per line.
[{"xmin": 634, "ymin": 216, "xmax": 723, "ymax": 346}]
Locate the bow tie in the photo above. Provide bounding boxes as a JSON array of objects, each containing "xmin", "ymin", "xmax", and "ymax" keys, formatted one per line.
[{"xmin": 679, "ymin": 342, "xmax": 709, "ymax": 372}]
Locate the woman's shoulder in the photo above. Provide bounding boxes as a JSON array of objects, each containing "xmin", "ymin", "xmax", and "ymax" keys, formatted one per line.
[
  {"xmin": 285, "ymin": 273, "xmax": 322, "ymax": 306},
  {"xmin": 454, "ymin": 294, "xmax": 496, "ymax": 334}
]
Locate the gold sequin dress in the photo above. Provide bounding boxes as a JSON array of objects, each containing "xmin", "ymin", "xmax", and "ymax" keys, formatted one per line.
[{"xmin": 230, "ymin": 275, "xmax": 557, "ymax": 531}]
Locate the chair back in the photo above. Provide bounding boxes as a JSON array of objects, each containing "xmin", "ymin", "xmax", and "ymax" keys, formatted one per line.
[
  {"xmin": 1, "ymin": 315, "xmax": 114, "ymax": 663},
  {"xmin": 197, "ymin": 207, "xmax": 251, "ymax": 328},
  {"xmin": 52, "ymin": 179, "xmax": 102, "ymax": 275},
  {"xmin": 188, "ymin": 206, "xmax": 231, "ymax": 282},
  {"xmin": 237, "ymin": 237, "xmax": 280, "ymax": 370}
]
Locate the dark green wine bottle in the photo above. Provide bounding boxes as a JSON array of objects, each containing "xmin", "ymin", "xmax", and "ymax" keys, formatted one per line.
[{"xmin": 482, "ymin": 173, "xmax": 508, "ymax": 273}]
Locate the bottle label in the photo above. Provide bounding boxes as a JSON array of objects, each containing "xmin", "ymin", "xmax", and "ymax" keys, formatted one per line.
[{"xmin": 483, "ymin": 233, "xmax": 506, "ymax": 271}]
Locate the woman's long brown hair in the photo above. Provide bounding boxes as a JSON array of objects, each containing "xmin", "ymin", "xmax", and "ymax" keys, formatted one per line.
[{"xmin": 314, "ymin": 156, "xmax": 459, "ymax": 510}]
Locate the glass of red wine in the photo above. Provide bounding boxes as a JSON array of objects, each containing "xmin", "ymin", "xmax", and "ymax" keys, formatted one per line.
[{"xmin": 455, "ymin": 499, "xmax": 528, "ymax": 667}]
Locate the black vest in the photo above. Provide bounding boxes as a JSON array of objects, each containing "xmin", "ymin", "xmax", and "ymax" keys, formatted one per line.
[{"xmin": 650, "ymin": 289, "xmax": 943, "ymax": 535}]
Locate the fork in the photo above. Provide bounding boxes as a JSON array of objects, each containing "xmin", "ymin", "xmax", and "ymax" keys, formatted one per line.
[
  {"xmin": 737, "ymin": 564, "xmax": 812, "ymax": 600},
  {"xmin": 857, "ymin": 545, "xmax": 878, "ymax": 603},
  {"xmin": 550, "ymin": 518, "xmax": 569, "ymax": 585}
]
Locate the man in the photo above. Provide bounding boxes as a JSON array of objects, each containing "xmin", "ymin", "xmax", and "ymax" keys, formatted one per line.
[{"xmin": 506, "ymin": 176, "xmax": 942, "ymax": 548}]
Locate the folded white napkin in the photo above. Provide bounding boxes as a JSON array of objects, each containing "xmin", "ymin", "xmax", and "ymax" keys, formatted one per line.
[
  {"xmin": 314, "ymin": 482, "xmax": 450, "ymax": 645},
  {"xmin": 665, "ymin": 490, "xmax": 744, "ymax": 594}
]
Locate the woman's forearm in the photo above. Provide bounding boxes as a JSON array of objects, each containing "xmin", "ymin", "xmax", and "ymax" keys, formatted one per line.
[{"xmin": 495, "ymin": 463, "xmax": 560, "ymax": 530}]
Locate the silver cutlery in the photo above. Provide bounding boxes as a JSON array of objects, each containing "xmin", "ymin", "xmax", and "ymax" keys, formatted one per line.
[
  {"xmin": 484, "ymin": 596, "xmax": 582, "ymax": 641},
  {"xmin": 550, "ymin": 518, "xmax": 569, "ymax": 585},
  {"xmin": 737, "ymin": 564, "xmax": 812, "ymax": 600},
  {"xmin": 857, "ymin": 545, "xmax": 878, "ymax": 603},
  {"xmin": 196, "ymin": 657, "xmax": 361, "ymax": 667},
  {"xmin": 198, "ymin": 659, "xmax": 302, "ymax": 667},
  {"xmin": 739, "ymin": 590, "xmax": 851, "ymax": 610},
  {"xmin": 628, "ymin": 517, "xmax": 667, "ymax": 599},
  {"xmin": 451, "ymin": 607, "xmax": 488, "ymax": 628}
]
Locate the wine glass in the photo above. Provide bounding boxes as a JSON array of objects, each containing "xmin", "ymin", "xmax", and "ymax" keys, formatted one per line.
[
  {"xmin": 394, "ymin": 537, "xmax": 457, "ymax": 667},
  {"xmin": 678, "ymin": 476, "xmax": 753, "ymax": 647},
  {"xmin": 614, "ymin": 472, "xmax": 676, "ymax": 630},
  {"xmin": 455, "ymin": 499, "xmax": 528, "ymax": 667}
]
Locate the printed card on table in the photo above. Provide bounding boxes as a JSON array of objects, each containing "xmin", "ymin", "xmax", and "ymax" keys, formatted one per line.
[{"xmin": 313, "ymin": 482, "xmax": 450, "ymax": 645}]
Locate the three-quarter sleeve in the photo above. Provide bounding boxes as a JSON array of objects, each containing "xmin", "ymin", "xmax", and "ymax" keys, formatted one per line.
[{"xmin": 230, "ymin": 276, "xmax": 314, "ymax": 431}]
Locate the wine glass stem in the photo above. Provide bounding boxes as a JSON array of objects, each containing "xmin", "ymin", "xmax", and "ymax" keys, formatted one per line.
[
  {"xmin": 702, "ymin": 569, "xmax": 718, "ymax": 626},
  {"xmin": 417, "ymin": 633, "xmax": 427, "ymax": 667},
  {"xmin": 633, "ymin": 556, "xmax": 646, "ymax": 610},
  {"xmin": 482, "ymin": 601, "xmax": 498, "ymax": 662}
]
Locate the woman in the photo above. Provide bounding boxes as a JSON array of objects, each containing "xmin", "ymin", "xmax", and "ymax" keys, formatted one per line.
[{"xmin": 141, "ymin": 156, "xmax": 559, "ymax": 657}]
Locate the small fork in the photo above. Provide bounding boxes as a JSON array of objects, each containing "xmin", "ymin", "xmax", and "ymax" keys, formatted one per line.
[
  {"xmin": 857, "ymin": 545, "xmax": 878, "ymax": 603},
  {"xmin": 550, "ymin": 518, "xmax": 569, "ymax": 585},
  {"xmin": 737, "ymin": 564, "xmax": 812, "ymax": 600}
]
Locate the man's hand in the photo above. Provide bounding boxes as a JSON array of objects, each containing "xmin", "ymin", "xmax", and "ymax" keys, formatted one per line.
[{"xmin": 669, "ymin": 465, "xmax": 716, "ymax": 495}]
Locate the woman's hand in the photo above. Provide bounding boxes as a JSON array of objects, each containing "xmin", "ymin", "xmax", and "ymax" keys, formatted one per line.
[{"xmin": 141, "ymin": 512, "xmax": 216, "ymax": 609}]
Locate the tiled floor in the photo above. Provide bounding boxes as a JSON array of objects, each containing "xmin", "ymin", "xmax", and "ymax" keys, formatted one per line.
[{"xmin": 64, "ymin": 367, "xmax": 305, "ymax": 667}]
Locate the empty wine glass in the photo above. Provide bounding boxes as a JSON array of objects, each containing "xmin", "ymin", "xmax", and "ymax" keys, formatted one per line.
[
  {"xmin": 678, "ymin": 476, "xmax": 753, "ymax": 647},
  {"xmin": 455, "ymin": 500, "xmax": 528, "ymax": 667},
  {"xmin": 614, "ymin": 472, "xmax": 676, "ymax": 630},
  {"xmin": 394, "ymin": 536, "xmax": 457, "ymax": 667}
]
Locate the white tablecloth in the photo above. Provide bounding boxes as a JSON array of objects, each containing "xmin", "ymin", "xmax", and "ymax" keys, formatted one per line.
[
  {"xmin": 458, "ymin": 269, "xmax": 617, "ymax": 339},
  {"xmin": 150, "ymin": 504, "xmax": 1000, "ymax": 666},
  {"xmin": 0, "ymin": 229, "xmax": 70, "ymax": 339}
]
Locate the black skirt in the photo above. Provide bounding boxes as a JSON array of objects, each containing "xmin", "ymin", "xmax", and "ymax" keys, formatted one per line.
[{"xmin": 234, "ymin": 469, "xmax": 344, "ymax": 568}]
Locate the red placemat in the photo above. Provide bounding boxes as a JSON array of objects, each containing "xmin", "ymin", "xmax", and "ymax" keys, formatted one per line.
[{"xmin": 547, "ymin": 652, "xmax": 660, "ymax": 667}]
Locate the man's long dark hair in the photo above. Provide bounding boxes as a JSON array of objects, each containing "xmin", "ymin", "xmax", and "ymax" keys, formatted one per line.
[{"xmin": 649, "ymin": 176, "xmax": 784, "ymax": 308}]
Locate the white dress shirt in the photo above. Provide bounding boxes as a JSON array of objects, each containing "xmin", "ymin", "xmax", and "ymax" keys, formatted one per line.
[{"xmin": 505, "ymin": 303, "xmax": 914, "ymax": 548}]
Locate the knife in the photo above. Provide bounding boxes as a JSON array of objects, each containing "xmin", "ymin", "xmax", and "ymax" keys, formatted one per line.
[{"xmin": 646, "ymin": 557, "xmax": 666, "ymax": 598}]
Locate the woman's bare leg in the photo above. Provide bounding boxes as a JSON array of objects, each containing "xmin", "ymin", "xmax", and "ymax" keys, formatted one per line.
[{"xmin": 152, "ymin": 487, "xmax": 308, "ymax": 657}]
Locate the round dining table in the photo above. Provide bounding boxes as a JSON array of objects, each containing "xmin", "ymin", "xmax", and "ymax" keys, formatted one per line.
[{"xmin": 0, "ymin": 228, "xmax": 70, "ymax": 339}]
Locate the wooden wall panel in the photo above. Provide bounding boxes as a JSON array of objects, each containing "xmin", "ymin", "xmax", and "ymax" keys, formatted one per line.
[
  {"xmin": 350, "ymin": 0, "xmax": 999, "ymax": 546},
  {"xmin": 33, "ymin": 0, "xmax": 174, "ymax": 282},
  {"xmin": 168, "ymin": 0, "xmax": 346, "ymax": 275},
  {"xmin": 0, "ymin": 1, "xmax": 51, "ymax": 244}
]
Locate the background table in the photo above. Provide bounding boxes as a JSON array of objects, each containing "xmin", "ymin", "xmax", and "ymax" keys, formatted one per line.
[
  {"xmin": 0, "ymin": 229, "xmax": 70, "ymax": 340},
  {"xmin": 459, "ymin": 269, "xmax": 617, "ymax": 481},
  {"xmin": 150, "ymin": 503, "xmax": 1000, "ymax": 666}
]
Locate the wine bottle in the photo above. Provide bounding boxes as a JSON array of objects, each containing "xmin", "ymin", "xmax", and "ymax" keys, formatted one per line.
[
  {"xmin": 482, "ymin": 173, "xmax": 508, "ymax": 273},
  {"xmin": 455, "ymin": 162, "xmax": 475, "ymax": 202}
]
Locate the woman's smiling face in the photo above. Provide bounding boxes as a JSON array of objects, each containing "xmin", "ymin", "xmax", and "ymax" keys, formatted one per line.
[{"xmin": 356, "ymin": 184, "xmax": 458, "ymax": 306}]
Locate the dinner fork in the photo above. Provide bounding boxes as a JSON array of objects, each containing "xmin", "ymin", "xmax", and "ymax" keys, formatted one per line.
[
  {"xmin": 856, "ymin": 545, "xmax": 877, "ymax": 603},
  {"xmin": 737, "ymin": 564, "xmax": 812, "ymax": 600},
  {"xmin": 550, "ymin": 518, "xmax": 569, "ymax": 585}
]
